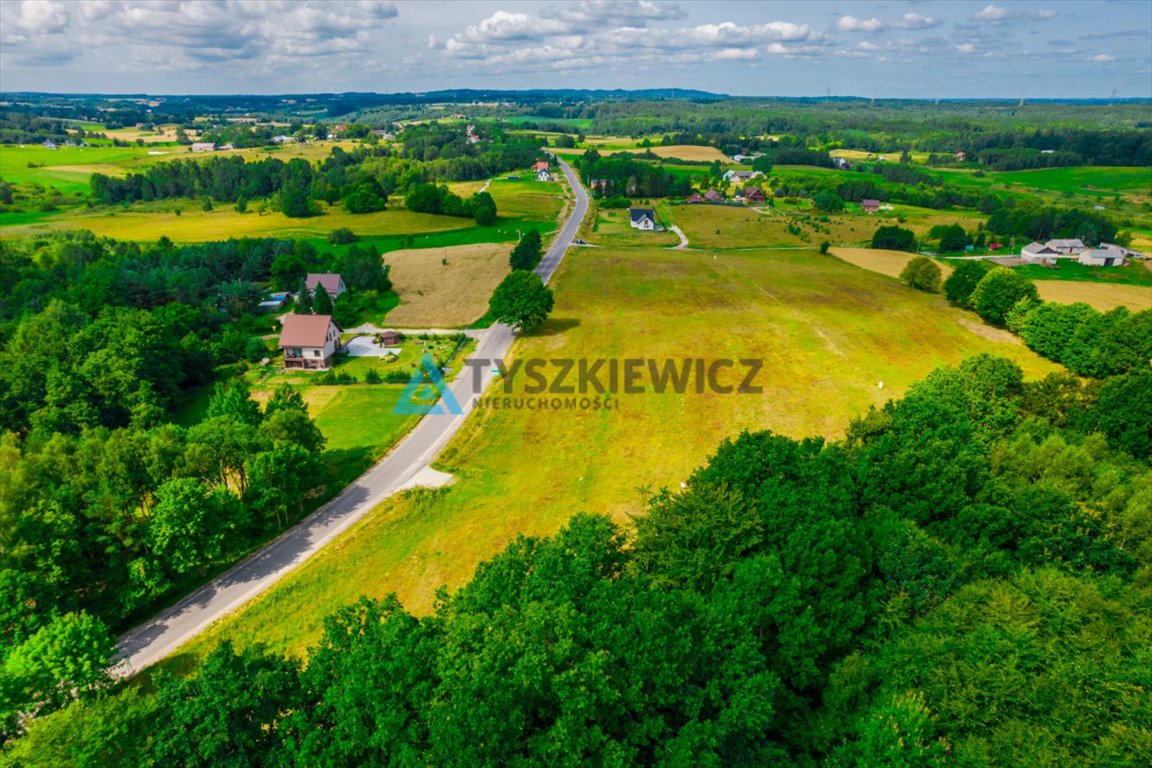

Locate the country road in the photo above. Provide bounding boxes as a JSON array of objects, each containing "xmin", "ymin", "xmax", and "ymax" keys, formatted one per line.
[{"xmin": 114, "ymin": 158, "xmax": 589, "ymax": 675}]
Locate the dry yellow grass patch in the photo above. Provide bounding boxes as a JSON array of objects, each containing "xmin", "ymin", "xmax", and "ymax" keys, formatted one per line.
[
  {"xmin": 385, "ymin": 243, "xmax": 511, "ymax": 326},
  {"xmin": 647, "ymin": 145, "xmax": 730, "ymax": 162},
  {"xmin": 1035, "ymin": 281, "xmax": 1152, "ymax": 312},
  {"xmin": 831, "ymin": 247, "xmax": 955, "ymax": 279}
]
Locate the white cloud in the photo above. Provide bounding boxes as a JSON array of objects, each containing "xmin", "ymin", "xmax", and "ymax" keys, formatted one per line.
[
  {"xmin": 836, "ymin": 12, "xmax": 939, "ymax": 33},
  {"xmin": 1088, "ymin": 53, "xmax": 1116, "ymax": 62},
  {"xmin": 974, "ymin": 4, "xmax": 1008, "ymax": 21},
  {"xmin": 440, "ymin": 9, "xmax": 819, "ymax": 69},
  {"xmin": 973, "ymin": 4, "xmax": 1056, "ymax": 22},
  {"xmin": 837, "ymin": 16, "xmax": 883, "ymax": 33},
  {"xmin": 1, "ymin": 0, "xmax": 400, "ymax": 72}
]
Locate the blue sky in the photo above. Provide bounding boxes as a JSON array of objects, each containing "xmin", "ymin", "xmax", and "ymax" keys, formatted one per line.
[{"xmin": 1, "ymin": 0, "xmax": 1149, "ymax": 97}]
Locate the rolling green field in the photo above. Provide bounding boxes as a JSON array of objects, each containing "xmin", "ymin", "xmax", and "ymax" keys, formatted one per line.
[{"xmin": 166, "ymin": 243, "xmax": 1062, "ymax": 662}]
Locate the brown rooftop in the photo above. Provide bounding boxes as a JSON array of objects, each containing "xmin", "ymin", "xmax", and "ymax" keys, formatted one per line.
[{"xmin": 279, "ymin": 314, "xmax": 336, "ymax": 348}]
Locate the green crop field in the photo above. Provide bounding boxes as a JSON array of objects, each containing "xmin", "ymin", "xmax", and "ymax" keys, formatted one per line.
[{"xmin": 166, "ymin": 243, "xmax": 1062, "ymax": 662}]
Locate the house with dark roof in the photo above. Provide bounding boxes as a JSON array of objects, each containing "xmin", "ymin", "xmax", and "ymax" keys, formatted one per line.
[
  {"xmin": 686, "ymin": 192, "xmax": 705, "ymax": 203},
  {"xmin": 305, "ymin": 273, "xmax": 347, "ymax": 300},
  {"xmin": 279, "ymin": 315, "xmax": 342, "ymax": 370},
  {"xmin": 861, "ymin": 199, "xmax": 880, "ymax": 213},
  {"xmin": 743, "ymin": 187, "xmax": 766, "ymax": 203},
  {"xmin": 629, "ymin": 208, "xmax": 657, "ymax": 231},
  {"xmin": 704, "ymin": 189, "xmax": 723, "ymax": 202}
]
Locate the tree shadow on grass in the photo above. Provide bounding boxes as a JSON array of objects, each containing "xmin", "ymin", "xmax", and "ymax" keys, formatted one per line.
[{"xmin": 530, "ymin": 317, "xmax": 581, "ymax": 337}]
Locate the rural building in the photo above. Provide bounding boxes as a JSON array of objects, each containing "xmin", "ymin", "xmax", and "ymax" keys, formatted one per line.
[
  {"xmin": 590, "ymin": 179, "xmax": 609, "ymax": 192},
  {"xmin": 722, "ymin": 170, "xmax": 762, "ymax": 183},
  {"xmin": 377, "ymin": 330, "xmax": 403, "ymax": 346},
  {"xmin": 686, "ymin": 192, "xmax": 705, "ymax": 203},
  {"xmin": 219, "ymin": 143, "xmax": 235, "ymax": 150},
  {"xmin": 191, "ymin": 142, "xmax": 216, "ymax": 153},
  {"xmin": 861, "ymin": 199, "xmax": 880, "ymax": 213},
  {"xmin": 743, "ymin": 187, "xmax": 766, "ymax": 203},
  {"xmin": 258, "ymin": 292, "xmax": 290, "ymax": 313},
  {"xmin": 536, "ymin": 168, "xmax": 552, "ymax": 181},
  {"xmin": 630, "ymin": 208, "xmax": 657, "ymax": 230},
  {"xmin": 305, "ymin": 273, "xmax": 347, "ymax": 299},
  {"xmin": 279, "ymin": 314, "xmax": 342, "ymax": 370},
  {"xmin": 1047, "ymin": 238, "xmax": 1085, "ymax": 255},
  {"xmin": 1078, "ymin": 244, "xmax": 1129, "ymax": 267},
  {"xmin": 272, "ymin": 135, "xmax": 297, "ymax": 144},
  {"xmin": 1020, "ymin": 241, "xmax": 1062, "ymax": 264},
  {"xmin": 834, "ymin": 158, "xmax": 851, "ymax": 170},
  {"xmin": 704, "ymin": 189, "xmax": 723, "ymax": 202},
  {"xmin": 532, "ymin": 161, "xmax": 550, "ymax": 172},
  {"xmin": 41, "ymin": 139, "xmax": 57, "ymax": 149}
]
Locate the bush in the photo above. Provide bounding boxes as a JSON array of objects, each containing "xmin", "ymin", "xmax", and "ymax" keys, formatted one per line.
[
  {"xmin": 871, "ymin": 225, "xmax": 917, "ymax": 252},
  {"xmin": 970, "ymin": 267, "xmax": 1039, "ymax": 326},
  {"xmin": 328, "ymin": 228, "xmax": 358, "ymax": 245},
  {"xmin": 899, "ymin": 257, "xmax": 942, "ymax": 293},
  {"xmin": 813, "ymin": 191, "xmax": 845, "ymax": 212},
  {"xmin": 364, "ymin": 368, "xmax": 382, "ymax": 384},
  {"xmin": 943, "ymin": 260, "xmax": 991, "ymax": 306}
]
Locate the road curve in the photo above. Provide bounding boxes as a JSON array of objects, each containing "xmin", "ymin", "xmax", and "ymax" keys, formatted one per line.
[{"xmin": 114, "ymin": 158, "xmax": 589, "ymax": 675}]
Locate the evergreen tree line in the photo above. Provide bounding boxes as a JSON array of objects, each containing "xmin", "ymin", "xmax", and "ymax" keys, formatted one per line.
[{"xmin": 12, "ymin": 354, "xmax": 1150, "ymax": 766}]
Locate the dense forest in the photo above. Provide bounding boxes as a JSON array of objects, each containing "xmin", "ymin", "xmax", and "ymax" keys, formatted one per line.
[
  {"xmin": 0, "ymin": 231, "xmax": 398, "ymax": 718},
  {"xmin": 6, "ymin": 349, "xmax": 1149, "ymax": 766}
]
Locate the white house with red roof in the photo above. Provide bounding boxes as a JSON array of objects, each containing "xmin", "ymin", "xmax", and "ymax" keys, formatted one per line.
[{"xmin": 279, "ymin": 314, "xmax": 342, "ymax": 370}]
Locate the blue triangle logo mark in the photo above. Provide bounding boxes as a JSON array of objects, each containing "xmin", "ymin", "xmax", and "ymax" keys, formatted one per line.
[{"xmin": 393, "ymin": 353, "xmax": 464, "ymax": 415}]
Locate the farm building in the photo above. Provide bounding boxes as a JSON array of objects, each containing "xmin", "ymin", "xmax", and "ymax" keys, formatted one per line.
[
  {"xmin": 41, "ymin": 139, "xmax": 57, "ymax": 149},
  {"xmin": 1077, "ymin": 244, "xmax": 1129, "ymax": 267},
  {"xmin": 743, "ymin": 187, "xmax": 766, "ymax": 203},
  {"xmin": 191, "ymin": 142, "xmax": 216, "ymax": 153},
  {"xmin": 630, "ymin": 208, "xmax": 657, "ymax": 230},
  {"xmin": 834, "ymin": 158, "xmax": 851, "ymax": 170},
  {"xmin": 704, "ymin": 189, "xmax": 723, "ymax": 202},
  {"xmin": 279, "ymin": 314, "xmax": 342, "ymax": 370},
  {"xmin": 1020, "ymin": 241, "xmax": 1063, "ymax": 264},
  {"xmin": 532, "ymin": 161, "xmax": 550, "ymax": 172},
  {"xmin": 861, "ymin": 199, "xmax": 880, "ymax": 213},
  {"xmin": 536, "ymin": 168, "xmax": 552, "ymax": 181},
  {"xmin": 1047, "ymin": 238, "xmax": 1085, "ymax": 255},
  {"xmin": 305, "ymin": 273, "xmax": 347, "ymax": 299},
  {"xmin": 686, "ymin": 192, "xmax": 705, "ymax": 203}
]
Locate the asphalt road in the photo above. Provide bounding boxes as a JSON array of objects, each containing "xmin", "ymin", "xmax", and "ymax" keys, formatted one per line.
[{"xmin": 114, "ymin": 158, "xmax": 589, "ymax": 675}]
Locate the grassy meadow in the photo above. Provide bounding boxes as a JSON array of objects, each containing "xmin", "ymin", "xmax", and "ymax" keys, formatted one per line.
[
  {"xmin": 384, "ymin": 243, "xmax": 512, "ymax": 326},
  {"xmin": 166, "ymin": 243, "xmax": 1063, "ymax": 662}
]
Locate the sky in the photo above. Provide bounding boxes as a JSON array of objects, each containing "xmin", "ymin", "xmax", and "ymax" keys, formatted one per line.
[{"xmin": 1, "ymin": 0, "xmax": 1150, "ymax": 98}]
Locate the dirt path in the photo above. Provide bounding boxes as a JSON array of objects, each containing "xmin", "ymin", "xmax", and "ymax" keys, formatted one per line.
[{"xmin": 668, "ymin": 225, "xmax": 690, "ymax": 250}]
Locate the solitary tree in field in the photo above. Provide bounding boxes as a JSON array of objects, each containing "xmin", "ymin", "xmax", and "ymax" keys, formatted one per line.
[
  {"xmin": 313, "ymin": 284, "xmax": 333, "ymax": 316},
  {"xmin": 489, "ymin": 271, "xmax": 555, "ymax": 332}
]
